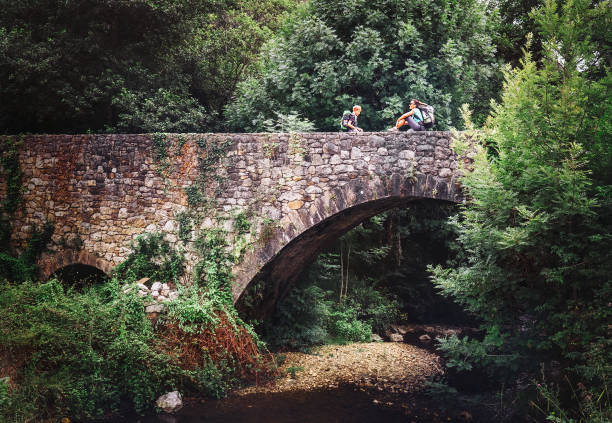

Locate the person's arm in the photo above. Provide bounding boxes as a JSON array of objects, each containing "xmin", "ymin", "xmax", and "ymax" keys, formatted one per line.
[
  {"xmin": 347, "ymin": 116, "xmax": 363, "ymax": 132},
  {"xmin": 398, "ymin": 110, "xmax": 415, "ymax": 121}
]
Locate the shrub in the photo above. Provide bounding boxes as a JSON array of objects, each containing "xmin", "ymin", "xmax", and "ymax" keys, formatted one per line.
[
  {"xmin": 0, "ymin": 279, "xmax": 180, "ymax": 421},
  {"xmin": 327, "ymin": 305, "xmax": 372, "ymax": 343},
  {"xmin": 264, "ymin": 285, "xmax": 331, "ymax": 351},
  {"xmin": 113, "ymin": 232, "xmax": 184, "ymax": 284}
]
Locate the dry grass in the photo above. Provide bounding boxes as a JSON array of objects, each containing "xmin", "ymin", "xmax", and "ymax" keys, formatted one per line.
[{"xmin": 158, "ymin": 313, "xmax": 279, "ymax": 385}]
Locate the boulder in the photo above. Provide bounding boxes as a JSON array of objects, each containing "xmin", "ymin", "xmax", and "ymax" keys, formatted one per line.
[
  {"xmin": 390, "ymin": 324, "xmax": 408, "ymax": 335},
  {"xmin": 419, "ymin": 334, "xmax": 432, "ymax": 344},
  {"xmin": 161, "ymin": 283, "xmax": 170, "ymax": 297},
  {"xmin": 151, "ymin": 281, "xmax": 163, "ymax": 292},
  {"xmin": 389, "ymin": 333, "xmax": 404, "ymax": 342},
  {"xmin": 371, "ymin": 333, "xmax": 383, "ymax": 342},
  {"xmin": 156, "ymin": 391, "xmax": 183, "ymax": 414},
  {"xmin": 137, "ymin": 282, "xmax": 150, "ymax": 292},
  {"xmin": 145, "ymin": 304, "xmax": 166, "ymax": 314}
]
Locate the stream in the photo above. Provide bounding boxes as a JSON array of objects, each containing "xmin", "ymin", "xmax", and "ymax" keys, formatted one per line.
[{"xmin": 108, "ymin": 384, "xmax": 453, "ymax": 423}]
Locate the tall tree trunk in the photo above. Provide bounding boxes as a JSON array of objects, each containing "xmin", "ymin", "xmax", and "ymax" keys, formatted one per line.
[
  {"xmin": 339, "ymin": 243, "xmax": 344, "ymax": 302},
  {"xmin": 344, "ymin": 241, "xmax": 351, "ymax": 299}
]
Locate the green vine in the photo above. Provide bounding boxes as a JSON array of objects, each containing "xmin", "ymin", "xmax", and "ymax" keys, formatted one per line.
[
  {"xmin": 0, "ymin": 137, "xmax": 23, "ymax": 214},
  {"xmin": 185, "ymin": 137, "xmax": 232, "ymax": 208},
  {"xmin": 0, "ymin": 136, "xmax": 24, "ymax": 250},
  {"xmin": 152, "ymin": 133, "xmax": 173, "ymax": 189}
]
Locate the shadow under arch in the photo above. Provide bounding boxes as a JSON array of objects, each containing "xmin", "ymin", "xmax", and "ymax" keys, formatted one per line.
[
  {"xmin": 237, "ymin": 195, "xmax": 456, "ymax": 318},
  {"xmin": 38, "ymin": 250, "xmax": 113, "ymax": 281}
]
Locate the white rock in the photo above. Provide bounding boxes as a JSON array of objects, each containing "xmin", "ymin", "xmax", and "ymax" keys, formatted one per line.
[
  {"xmin": 168, "ymin": 291, "xmax": 179, "ymax": 300},
  {"xmin": 137, "ymin": 290, "xmax": 148, "ymax": 297},
  {"xmin": 145, "ymin": 304, "xmax": 166, "ymax": 314},
  {"xmin": 151, "ymin": 291, "xmax": 160, "ymax": 297},
  {"xmin": 156, "ymin": 391, "xmax": 183, "ymax": 414},
  {"xmin": 163, "ymin": 220, "xmax": 176, "ymax": 232},
  {"xmin": 389, "ymin": 333, "xmax": 404, "ymax": 342},
  {"xmin": 371, "ymin": 333, "xmax": 383, "ymax": 342},
  {"xmin": 419, "ymin": 334, "xmax": 432, "ymax": 344},
  {"xmin": 137, "ymin": 283, "xmax": 150, "ymax": 291},
  {"xmin": 157, "ymin": 295, "xmax": 166, "ymax": 302},
  {"xmin": 151, "ymin": 282, "xmax": 163, "ymax": 292}
]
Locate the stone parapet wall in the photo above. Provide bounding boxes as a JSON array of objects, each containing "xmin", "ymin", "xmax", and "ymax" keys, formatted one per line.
[{"xmin": 0, "ymin": 132, "xmax": 465, "ymax": 297}]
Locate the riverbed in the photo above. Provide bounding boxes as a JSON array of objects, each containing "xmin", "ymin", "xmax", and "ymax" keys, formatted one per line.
[{"xmin": 105, "ymin": 342, "xmax": 486, "ymax": 422}]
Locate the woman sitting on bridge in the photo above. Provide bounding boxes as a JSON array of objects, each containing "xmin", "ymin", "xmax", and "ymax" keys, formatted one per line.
[{"xmin": 388, "ymin": 99, "xmax": 427, "ymax": 132}]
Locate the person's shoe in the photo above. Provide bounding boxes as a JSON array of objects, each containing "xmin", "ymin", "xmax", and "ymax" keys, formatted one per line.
[{"xmin": 387, "ymin": 127, "xmax": 398, "ymax": 132}]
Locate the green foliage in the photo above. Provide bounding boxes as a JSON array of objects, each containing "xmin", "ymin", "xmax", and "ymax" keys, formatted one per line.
[
  {"xmin": 436, "ymin": 330, "xmax": 520, "ymax": 374},
  {"xmin": 0, "ymin": 0, "xmax": 295, "ymax": 133},
  {"xmin": 0, "ymin": 136, "xmax": 23, "ymax": 250},
  {"xmin": 234, "ymin": 211, "xmax": 251, "ymax": 235},
  {"xmin": 532, "ymin": 378, "xmax": 612, "ymax": 423},
  {"xmin": 349, "ymin": 285, "xmax": 401, "ymax": 334},
  {"xmin": 262, "ymin": 111, "xmax": 316, "ymax": 132},
  {"xmin": 0, "ymin": 377, "xmax": 8, "ymax": 410},
  {"xmin": 0, "ymin": 220, "xmax": 54, "ymax": 282},
  {"xmin": 177, "ymin": 210, "xmax": 194, "ymax": 243},
  {"xmin": 264, "ymin": 285, "xmax": 331, "ymax": 351},
  {"xmin": 226, "ymin": 0, "xmax": 503, "ymax": 131},
  {"xmin": 250, "ymin": 201, "xmax": 467, "ymax": 351},
  {"xmin": 326, "ymin": 305, "xmax": 372, "ymax": 343},
  {"xmin": 0, "ymin": 137, "xmax": 23, "ymax": 215},
  {"xmin": 185, "ymin": 137, "xmax": 232, "ymax": 208},
  {"xmin": 286, "ymin": 365, "xmax": 304, "ymax": 378},
  {"xmin": 187, "ymin": 359, "xmax": 232, "ymax": 399},
  {"xmin": 0, "ymin": 279, "xmax": 183, "ymax": 421},
  {"xmin": 113, "ymin": 232, "xmax": 184, "ymax": 284},
  {"xmin": 430, "ymin": 0, "xmax": 612, "ymax": 417}
]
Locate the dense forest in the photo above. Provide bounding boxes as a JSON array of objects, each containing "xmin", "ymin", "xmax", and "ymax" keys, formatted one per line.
[{"xmin": 1, "ymin": 0, "xmax": 611, "ymax": 422}]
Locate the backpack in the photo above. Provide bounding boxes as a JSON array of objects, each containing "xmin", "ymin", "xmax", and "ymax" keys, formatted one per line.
[
  {"xmin": 419, "ymin": 105, "xmax": 435, "ymax": 129},
  {"xmin": 340, "ymin": 110, "xmax": 351, "ymax": 131}
]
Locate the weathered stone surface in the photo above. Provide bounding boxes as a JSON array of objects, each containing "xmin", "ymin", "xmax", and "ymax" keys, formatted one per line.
[
  {"xmin": 389, "ymin": 333, "xmax": 404, "ymax": 342},
  {"xmin": 156, "ymin": 391, "xmax": 183, "ymax": 414},
  {"xmin": 145, "ymin": 304, "xmax": 166, "ymax": 313},
  {"xmin": 419, "ymin": 334, "xmax": 432, "ymax": 344},
  {"xmin": 0, "ymin": 132, "xmax": 469, "ymax": 304},
  {"xmin": 288, "ymin": 200, "xmax": 305, "ymax": 210}
]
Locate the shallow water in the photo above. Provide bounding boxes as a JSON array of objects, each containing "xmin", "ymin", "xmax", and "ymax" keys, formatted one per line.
[{"xmin": 109, "ymin": 385, "xmax": 437, "ymax": 423}]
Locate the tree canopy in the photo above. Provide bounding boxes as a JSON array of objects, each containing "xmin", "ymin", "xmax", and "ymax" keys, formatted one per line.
[
  {"xmin": 0, "ymin": 0, "xmax": 293, "ymax": 134},
  {"xmin": 431, "ymin": 0, "xmax": 611, "ymax": 413},
  {"xmin": 225, "ymin": 0, "xmax": 504, "ymax": 131}
]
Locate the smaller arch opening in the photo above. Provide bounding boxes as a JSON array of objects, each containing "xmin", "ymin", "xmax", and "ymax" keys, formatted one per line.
[{"xmin": 50, "ymin": 263, "xmax": 108, "ymax": 288}]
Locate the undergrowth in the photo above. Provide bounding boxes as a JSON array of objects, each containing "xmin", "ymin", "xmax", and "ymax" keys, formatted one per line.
[{"xmin": 0, "ymin": 227, "xmax": 275, "ymax": 421}]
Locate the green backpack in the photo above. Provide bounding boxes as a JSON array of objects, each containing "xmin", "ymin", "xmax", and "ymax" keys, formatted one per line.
[{"xmin": 340, "ymin": 110, "xmax": 351, "ymax": 131}]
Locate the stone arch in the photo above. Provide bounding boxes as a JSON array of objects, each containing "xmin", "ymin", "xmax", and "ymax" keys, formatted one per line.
[
  {"xmin": 232, "ymin": 171, "xmax": 461, "ymax": 308},
  {"xmin": 39, "ymin": 250, "xmax": 113, "ymax": 281}
]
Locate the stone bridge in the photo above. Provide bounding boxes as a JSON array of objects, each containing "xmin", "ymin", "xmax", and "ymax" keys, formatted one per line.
[{"xmin": 0, "ymin": 132, "xmax": 467, "ymax": 304}]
